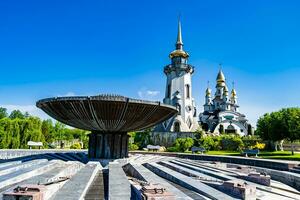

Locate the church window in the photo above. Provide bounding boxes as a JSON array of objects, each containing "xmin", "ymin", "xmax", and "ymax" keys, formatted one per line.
[
  {"xmin": 167, "ymin": 84, "xmax": 171, "ymax": 98},
  {"xmin": 186, "ymin": 84, "xmax": 190, "ymax": 99},
  {"xmin": 176, "ymin": 103, "xmax": 181, "ymax": 115},
  {"xmin": 174, "ymin": 122, "xmax": 180, "ymax": 132},
  {"xmin": 187, "ymin": 118, "xmax": 192, "ymax": 128}
]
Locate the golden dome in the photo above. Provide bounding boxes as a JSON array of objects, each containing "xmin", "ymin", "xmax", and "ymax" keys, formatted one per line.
[
  {"xmin": 206, "ymin": 88, "xmax": 211, "ymax": 96},
  {"xmin": 231, "ymin": 89, "xmax": 237, "ymax": 97},
  {"xmin": 169, "ymin": 49, "xmax": 189, "ymax": 58},
  {"xmin": 216, "ymin": 70, "xmax": 226, "ymax": 87},
  {"xmin": 224, "ymin": 85, "xmax": 228, "ymax": 92},
  {"xmin": 216, "ymin": 70, "xmax": 225, "ymax": 82}
]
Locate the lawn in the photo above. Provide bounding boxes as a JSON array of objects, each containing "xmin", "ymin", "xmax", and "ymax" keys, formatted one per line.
[{"xmin": 206, "ymin": 150, "xmax": 300, "ymax": 161}]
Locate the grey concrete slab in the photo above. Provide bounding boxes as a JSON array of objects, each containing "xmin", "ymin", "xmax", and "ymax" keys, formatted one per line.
[
  {"xmin": 171, "ymin": 160, "xmax": 300, "ymax": 200},
  {"xmin": 144, "ymin": 162, "xmax": 238, "ymax": 200},
  {"xmin": 50, "ymin": 162, "xmax": 101, "ymax": 200},
  {"xmin": 109, "ymin": 162, "xmax": 131, "ymax": 200},
  {"xmin": 130, "ymin": 163, "xmax": 193, "ymax": 200},
  {"xmin": 0, "ymin": 160, "xmax": 58, "ymax": 189},
  {"xmin": 0, "ymin": 159, "xmax": 48, "ymax": 176}
]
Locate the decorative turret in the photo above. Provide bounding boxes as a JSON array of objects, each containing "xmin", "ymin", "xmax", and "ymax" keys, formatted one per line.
[
  {"xmin": 230, "ymin": 82, "xmax": 238, "ymax": 112},
  {"xmin": 215, "ymin": 69, "xmax": 226, "ymax": 98},
  {"xmin": 231, "ymin": 88, "xmax": 237, "ymax": 103},
  {"xmin": 223, "ymin": 85, "xmax": 229, "ymax": 102},
  {"xmin": 216, "ymin": 70, "xmax": 226, "ymax": 87},
  {"xmin": 206, "ymin": 87, "xmax": 212, "ymax": 97}
]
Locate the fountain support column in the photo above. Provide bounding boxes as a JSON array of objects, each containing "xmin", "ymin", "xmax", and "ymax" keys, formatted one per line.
[{"xmin": 88, "ymin": 131, "xmax": 129, "ymax": 159}]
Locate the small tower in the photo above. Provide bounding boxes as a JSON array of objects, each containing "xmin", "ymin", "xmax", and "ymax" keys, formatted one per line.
[
  {"xmin": 230, "ymin": 82, "xmax": 239, "ymax": 112},
  {"xmin": 159, "ymin": 19, "xmax": 199, "ymax": 132},
  {"xmin": 213, "ymin": 69, "xmax": 226, "ymax": 110},
  {"xmin": 204, "ymin": 82, "xmax": 212, "ymax": 112},
  {"xmin": 215, "ymin": 69, "xmax": 225, "ymax": 97}
]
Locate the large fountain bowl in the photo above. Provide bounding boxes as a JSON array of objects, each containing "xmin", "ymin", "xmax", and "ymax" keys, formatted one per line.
[{"xmin": 36, "ymin": 94, "xmax": 177, "ymax": 132}]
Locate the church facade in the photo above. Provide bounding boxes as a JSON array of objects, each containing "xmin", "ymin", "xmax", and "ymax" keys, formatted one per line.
[
  {"xmin": 155, "ymin": 20, "xmax": 251, "ymax": 136},
  {"xmin": 199, "ymin": 70, "xmax": 251, "ymax": 136}
]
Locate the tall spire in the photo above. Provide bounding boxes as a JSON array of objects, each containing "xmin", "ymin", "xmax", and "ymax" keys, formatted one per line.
[
  {"xmin": 169, "ymin": 17, "xmax": 189, "ymax": 59},
  {"xmin": 176, "ymin": 18, "xmax": 183, "ymax": 50}
]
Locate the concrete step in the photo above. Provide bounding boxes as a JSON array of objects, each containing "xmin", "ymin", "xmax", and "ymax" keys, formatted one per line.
[
  {"xmin": 0, "ymin": 161, "xmax": 66, "ymax": 194},
  {"xmin": 109, "ymin": 163, "xmax": 131, "ymax": 200},
  {"xmin": 0, "ymin": 159, "xmax": 48, "ymax": 176},
  {"xmin": 125, "ymin": 163, "xmax": 193, "ymax": 200},
  {"xmin": 0, "ymin": 161, "xmax": 22, "ymax": 170},
  {"xmin": 0, "ymin": 160, "xmax": 58, "ymax": 189},
  {"xmin": 143, "ymin": 162, "xmax": 238, "ymax": 200},
  {"xmin": 292, "ymin": 165, "xmax": 300, "ymax": 170},
  {"xmin": 50, "ymin": 162, "xmax": 101, "ymax": 200},
  {"xmin": 172, "ymin": 160, "xmax": 300, "ymax": 200},
  {"xmin": 84, "ymin": 170, "xmax": 105, "ymax": 200},
  {"xmin": 290, "ymin": 168, "xmax": 300, "ymax": 174}
]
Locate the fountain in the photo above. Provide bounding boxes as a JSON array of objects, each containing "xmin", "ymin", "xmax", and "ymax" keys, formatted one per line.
[{"xmin": 36, "ymin": 94, "xmax": 177, "ymax": 159}]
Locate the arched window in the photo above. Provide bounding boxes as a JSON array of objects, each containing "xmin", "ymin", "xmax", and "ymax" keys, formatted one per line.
[
  {"xmin": 176, "ymin": 103, "xmax": 181, "ymax": 115},
  {"xmin": 167, "ymin": 84, "xmax": 171, "ymax": 98},
  {"xmin": 174, "ymin": 122, "xmax": 180, "ymax": 132},
  {"xmin": 186, "ymin": 84, "xmax": 190, "ymax": 99}
]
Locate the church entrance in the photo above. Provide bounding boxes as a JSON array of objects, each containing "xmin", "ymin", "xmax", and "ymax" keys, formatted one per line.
[
  {"xmin": 174, "ymin": 122, "xmax": 180, "ymax": 132},
  {"xmin": 225, "ymin": 124, "xmax": 236, "ymax": 134}
]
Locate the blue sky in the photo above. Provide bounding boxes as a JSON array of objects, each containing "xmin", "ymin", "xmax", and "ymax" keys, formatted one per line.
[{"xmin": 0, "ymin": 0, "xmax": 299, "ymax": 125}]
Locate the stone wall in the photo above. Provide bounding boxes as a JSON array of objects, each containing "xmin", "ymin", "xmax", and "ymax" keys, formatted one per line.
[{"xmin": 151, "ymin": 132, "xmax": 195, "ymax": 147}]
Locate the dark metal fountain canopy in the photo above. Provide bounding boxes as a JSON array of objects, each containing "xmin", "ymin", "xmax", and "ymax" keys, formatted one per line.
[{"xmin": 36, "ymin": 94, "xmax": 177, "ymax": 132}]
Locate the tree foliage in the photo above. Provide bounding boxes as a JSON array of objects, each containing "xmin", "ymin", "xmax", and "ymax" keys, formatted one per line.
[
  {"xmin": 9, "ymin": 110, "xmax": 26, "ymax": 119},
  {"xmin": 0, "ymin": 109, "xmax": 89, "ymax": 149},
  {"xmin": 256, "ymin": 107, "xmax": 300, "ymax": 154},
  {"xmin": 0, "ymin": 107, "xmax": 8, "ymax": 119}
]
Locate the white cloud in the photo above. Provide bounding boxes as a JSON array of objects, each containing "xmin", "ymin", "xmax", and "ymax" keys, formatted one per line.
[
  {"xmin": 0, "ymin": 104, "xmax": 51, "ymax": 120},
  {"xmin": 137, "ymin": 88, "xmax": 160, "ymax": 100}
]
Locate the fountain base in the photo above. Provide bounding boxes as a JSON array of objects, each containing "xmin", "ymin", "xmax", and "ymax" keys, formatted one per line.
[{"xmin": 88, "ymin": 131, "xmax": 129, "ymax": 159}]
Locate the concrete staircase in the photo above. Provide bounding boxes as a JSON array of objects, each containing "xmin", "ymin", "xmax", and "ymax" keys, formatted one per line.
[{"xmin": 290, "ymin": 165, "xmax": 300, "ymax": 174}]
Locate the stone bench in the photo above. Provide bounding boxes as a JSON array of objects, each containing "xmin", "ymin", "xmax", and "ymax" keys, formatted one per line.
[
  {"xmin": 191, "ymin": 146, "xmax": 206, "ymax": 154},
  {"xmin": 146, "ymin": 145, "xmax": 161, "ymax": 152},
  {"xmin": 242, "ymin": 149, "xmax": 259, "ymax": 157}
]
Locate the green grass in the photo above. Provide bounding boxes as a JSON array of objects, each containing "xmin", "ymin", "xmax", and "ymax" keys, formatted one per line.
[
  {"xmin": 205, "ymin": 150, "xmax": 240, "ymax": 156},
  {"xmin": 206, "ymin": 150, "xmax": 300, "ymax": 161}
]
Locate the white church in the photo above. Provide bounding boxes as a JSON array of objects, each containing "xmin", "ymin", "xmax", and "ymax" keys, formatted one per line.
[{"xmin": 154, "ymin": 20, "xmax": 251, "ymax": 136}]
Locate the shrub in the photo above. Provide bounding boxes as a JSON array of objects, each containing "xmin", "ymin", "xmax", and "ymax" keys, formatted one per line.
[
  {"xmin": 242, "ymin": 135, "xmax": 261, "ymax": 149},
  {"xmin": 250, "ymin": 142, "xmax": 266, "ymax": 150},
  {"xmin": 167, "ymin": 146, "xmax": 179, "ymax": 152},
  {"xmin": 174, "ymin": 137, "xmax": 194, "ymax": 152},
  {"xmin": 201, "ymin": 136, "xmax": 217, "ymax": 150},
  {"xmin": 129, "ymin": 143, "xmax": 139, "ymax": 151},
  {"xmin": 70, "ymin": 143, "xmax": 81, "ymax": 149},
  {"xmin": 220, "ymin": 135, "xmax": 244, "ymax": 151}
]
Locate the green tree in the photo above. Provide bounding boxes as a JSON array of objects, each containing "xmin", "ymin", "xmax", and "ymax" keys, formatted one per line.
[
  {"xmin": 256, "ymin": 107, "xmax": 300, "ymax": 153},
  {"xmin": 0, "ymin": 107, "xmax": 8, "ymax": 119},
  {"xmin": 41, "ymin": 119, "xmax": 55, "ymax": 143},
  {"xmin": 9, "ymin": 110, "xmax": 25, "ymax": 119},
  {"xmin": 282, "ymin": 108, "xmax": 300, "ymax": 155}
]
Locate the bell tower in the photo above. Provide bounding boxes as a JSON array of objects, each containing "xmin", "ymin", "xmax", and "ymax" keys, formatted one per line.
[{"xmin": 161, "ymin": 19, "xmax": 199, "ymax": 132}]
